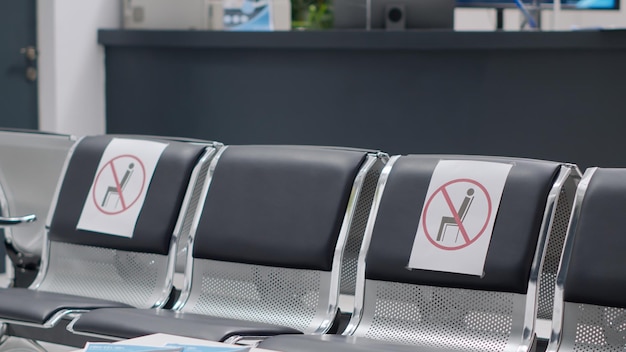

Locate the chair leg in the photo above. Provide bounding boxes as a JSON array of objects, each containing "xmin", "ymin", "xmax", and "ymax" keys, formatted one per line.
[
  {"xmin": 0, "ymin": 335, "xmax": 48, "ymax": 352},
  {"xmin": 0, "ymin": 323, "xmax": 7, "ymax": 345}
]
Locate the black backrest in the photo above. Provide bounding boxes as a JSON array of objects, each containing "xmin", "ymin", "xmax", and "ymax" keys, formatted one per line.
[
  {"xmin": 192, "ymin": 145, "xmax": 369, "ymax": 271},
  {"xmin": 563, "ymin": 168, "xmax": 626, "ymax": 309},
  {"xmin": 48, "ymin": 135, "xmax": 207, "ymax": 255},
  {"xmin": 366, "ymin": 155, "xmax": 561, "ymax": 293}
]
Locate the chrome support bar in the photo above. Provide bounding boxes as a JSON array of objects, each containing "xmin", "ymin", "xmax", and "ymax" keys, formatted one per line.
[{"xmin": 0, "ymin": 214, "xmax": 36, "ymax": 226}]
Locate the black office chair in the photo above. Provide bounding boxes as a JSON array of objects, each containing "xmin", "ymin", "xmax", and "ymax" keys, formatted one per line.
[
  {"xmin": 258, "ymin": 154, "xmax": 580, "ymax": 352},
  {"xmin": 0, "ymin": 135, "xmax": 219, "ymax": 347},
  {"xmin": 547, "ymin": 168, "xmax": 626, "ymax": 352}
]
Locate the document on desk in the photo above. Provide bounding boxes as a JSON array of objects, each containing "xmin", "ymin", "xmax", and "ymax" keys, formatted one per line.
[
  {"xmin": 84, "ymin": 343, "xmax": 183, "ymax": 352},
  {"xmin": 166, "ymin": 344, "xmax": 250, "ymax": 352},
  {"xmin": 79, "ymin": 334, "xmax": 276, "ymax": 352},
  {"xmin": 84, "ymin": 342, "xmax": 249, "ymax": 352}
]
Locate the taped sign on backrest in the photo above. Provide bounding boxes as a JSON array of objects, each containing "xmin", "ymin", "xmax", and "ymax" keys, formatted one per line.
[
  {"xmin": 76, "ymin": 138, "xmax": 167, "ymax": 238},
  {"xmin": 408, "ymin": 160, "xmax": 512, "ymax": 276}
]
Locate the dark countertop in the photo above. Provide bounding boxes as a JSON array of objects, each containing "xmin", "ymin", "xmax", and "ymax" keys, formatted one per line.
[{"xmin": 98, "ymin": 28, "xmax": 626, "ymax": 51}]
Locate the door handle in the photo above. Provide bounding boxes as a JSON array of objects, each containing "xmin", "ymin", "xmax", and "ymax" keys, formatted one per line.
[
  {"xmin": 19, "ymin": 46, "xmax": 37, "ymax": 82},
  {"xmin": 20, "ymin": 46, "xmax": 37, "ymax": 61}
]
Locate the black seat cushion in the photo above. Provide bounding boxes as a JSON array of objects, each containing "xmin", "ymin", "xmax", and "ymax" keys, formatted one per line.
[
  {"xmin": 258, "ymin": 334, "xmax": 446, "ymax": 352},
  {"xmin": 0, "ymin": 288, "xmax": 132, "ymax": 325},
  {"xmin": 71, "ymin": 308, "xmax": 303, "ymax": 342}
]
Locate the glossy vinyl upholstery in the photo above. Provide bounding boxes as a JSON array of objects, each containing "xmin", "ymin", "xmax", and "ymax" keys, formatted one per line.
[
  {"xmin": 68, "ymin": 145, "xmax": 386, "ymax": 342},
  {"xmin": 547, "ymin": 168, "xmax": 626, "ymax": 352},
  {"xmin": 259, "ymin": 154, "xmax": 580, "ymax": 352},
  {"xmin": 0, "ymin": 135, "xmax": 216, "ymax": 345}
]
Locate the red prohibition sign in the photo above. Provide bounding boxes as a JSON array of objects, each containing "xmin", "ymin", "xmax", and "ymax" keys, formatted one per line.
[
  {"xmin": 422, "ymin": 178, "xmax": 492, "ymax": 250},
  {"xmin": 92, "ymin": 154, "xmax": 146, "ymax": 215}
]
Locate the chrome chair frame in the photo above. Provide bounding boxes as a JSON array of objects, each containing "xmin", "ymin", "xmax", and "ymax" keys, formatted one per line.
[
  {"xmin": 175, "ymin": 147, "xmax": 386, "ymax": 336},
  {"xmin": 547, "ymin": 167, "xmax": 626, "ymax": 352},
  {"xmin": 340, "ymin": 156, "xmax": 579, "ymax": 352},
  {"xmin": 67, "ymin": 145, "xmax": 388, "ymax": 343},
  {"xmin": 0, "ymin": 136, "xmax": 221, "ymax": 331}
]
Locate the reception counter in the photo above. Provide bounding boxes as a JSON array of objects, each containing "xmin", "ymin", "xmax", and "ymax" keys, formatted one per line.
[{"xmin": 99, "ymin": 29, "xmax": 626, "ymax": 169}]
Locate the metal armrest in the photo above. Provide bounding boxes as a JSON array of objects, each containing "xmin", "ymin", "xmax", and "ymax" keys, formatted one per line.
[{"xmin": 0, "ymin": 214, "xmax": 36, "ymax": 226}]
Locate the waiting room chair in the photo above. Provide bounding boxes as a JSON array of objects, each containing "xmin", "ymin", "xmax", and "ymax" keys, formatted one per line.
[
  {"xmin": 0, "ymin": 129, "xmax": 76, "ymax": 288},
  {"xmin": 67, "ymin": 145, "xmax": 387, "ymax": 343},
  {"xmin": 258, "ymin": 154, "xmax": 580, "ymax": 352},
  {"xmin": 0, "ymin": 135, "xmax": 219, "ymax": 347},
  {"xmin": 546, "ymin": 168, "xmax": 626, "ymax": 352}
]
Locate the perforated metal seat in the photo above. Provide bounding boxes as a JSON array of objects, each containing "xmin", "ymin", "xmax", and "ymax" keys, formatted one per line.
[
  {"xmin": 0, "ymin": 135, "xmax": 219, "ymax": 346},
  {"xmin": 258, "ymin": 154, "xmax": 580, "ymax": 352},
  {"xmin": 547, "ymin": 168, "xmax": 626, "ymax": 352},
  {"xmin": 68, "ymin": 145, "xmax": 387, "ymax": 342}
]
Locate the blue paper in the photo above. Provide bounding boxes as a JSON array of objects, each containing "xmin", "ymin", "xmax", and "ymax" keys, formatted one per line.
[
  {"xmin": 85, "ymin": 344, "xmax": 183, "ymax": 352},
  {"xmin": 166, "ymin": 344, "xmax": 251, "ymax": 352}
]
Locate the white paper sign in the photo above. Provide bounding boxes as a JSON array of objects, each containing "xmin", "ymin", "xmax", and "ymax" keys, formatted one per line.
[
  {"xmin": 76, "ymin": 138, "xmax": 168, "ymax": 238},
  {"xmin": 408, "ymin": 160, "xmax": 512, "ymax": 276}
]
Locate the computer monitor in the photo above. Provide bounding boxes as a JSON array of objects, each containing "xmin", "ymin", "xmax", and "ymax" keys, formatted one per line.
[
  {"xmin": 334, "ymin": 0, "xmax": 455, "ymax": 30},
  {"xmin": 456, "ymin": 0, "xmax": 619, "ymax": 9}
]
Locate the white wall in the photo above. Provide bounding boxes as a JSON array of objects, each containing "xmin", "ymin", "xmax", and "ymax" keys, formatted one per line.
[
  {"xmin": 455, "ymin": 4, "xmax": 626, "ymax": 31},
  {"xmin": 542, "ymin": 6, "xmax": 626, "ymax": 29},
  {"xmin": 37, "ymin": 0, "xmax": 121, "ymax": 135}
]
